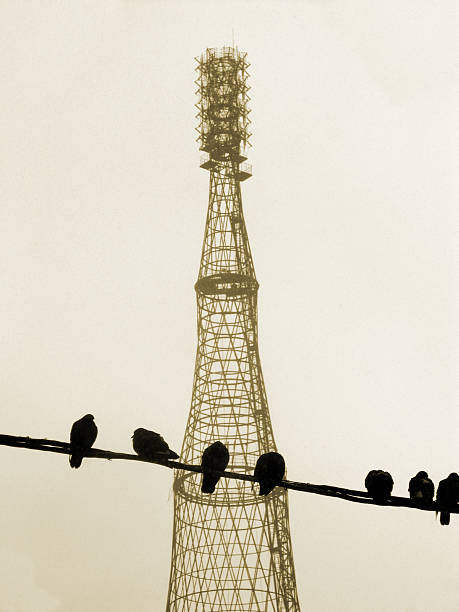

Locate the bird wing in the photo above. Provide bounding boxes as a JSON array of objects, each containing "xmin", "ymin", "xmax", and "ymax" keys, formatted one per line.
[
  {"xmin": 254, "ymin": 455, "xmax": 267, "ymax": 482},
  {"xmin": 88, "ymin": 422, "xmax": 98, "ymax": 447},
  {"xmin": 70, "ymin": 419, "xmax": 87, "ymax": 447},
  {"xmin": 408, "ymin": 476, "xmax": 418, "ymax": 496},
  {"xmin": 202, "ymin": 443, "xmax": 229, "ymax": 470},
  {"xmin": 423, "ymin": 478, "xmax": 435, "ymax": 500},
  {"xmin": 365, "ymin": 470, "xmax": 378, "ymax": 490},
  {"xmin": 436, "ymin": 480, "xmax": 447, "ymax": 504}
]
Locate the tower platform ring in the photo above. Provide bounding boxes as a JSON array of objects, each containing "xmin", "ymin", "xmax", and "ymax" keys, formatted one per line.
[{"xmin": 195, "ymin": 273, "xmax": 259, "ymax": 297}]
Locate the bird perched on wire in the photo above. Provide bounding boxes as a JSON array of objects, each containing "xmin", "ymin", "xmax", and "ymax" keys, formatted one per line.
[
  {"xmin": 436, "ymin": 472, "xmax": 459, "ymax": 526},
  {"xmin": 200, "ymin": 441, "xmax": 229, "ymax": 494},
  {"xmin": 254, "ymin": 452, "xmax": 285, "ymax": 496},
  {"xmin": 69, "ymin": 414, "xmax": 98, "ymax": 469},
  {"xmin": 364, "ymin": 470, "xmax": 394, "ymax": 503},
  {"xmin": 408, "ymin": 471, "xmax": 434, "ymax": 505},
  {"xmin": 132, "ymin": 428, "xmax": 179, "ymax": 462}
]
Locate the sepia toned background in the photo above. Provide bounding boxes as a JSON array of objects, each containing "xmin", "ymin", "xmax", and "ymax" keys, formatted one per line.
[{"xmin": 1, "ymin": 1, "xmax": 459, "ymax": 610}]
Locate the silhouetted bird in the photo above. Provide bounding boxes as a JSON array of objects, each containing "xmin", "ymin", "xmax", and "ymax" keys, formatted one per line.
[
  {"xmin": 364, "ymin": 470, "xmax": 394, "ymax": 503},
  {"xmin": 132, "ymin": 428, "xmax": 179, "ymax": 462},
  {"xmin": 69, "ymin": 414, "xmax": 98, "ymax": 469},
  {"xmin": 408, "ymin": 471, "xmax": 434, "ymax": 505},
  {"xmin": 201, "ymin": 441, "xmax": 229, "ymax": 494},
  {"xmin": 254, "ymin": 452, "xmax": 285, "ymax": 496},
  {"xmin": 436, "ymin": 473, "xmax": 459, "ymax": 526}
]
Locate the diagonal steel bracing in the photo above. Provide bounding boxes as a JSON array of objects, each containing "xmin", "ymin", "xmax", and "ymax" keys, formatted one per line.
[{"xmin": 166, "ymin": 47, "xmax": 300, "ymax": 612}]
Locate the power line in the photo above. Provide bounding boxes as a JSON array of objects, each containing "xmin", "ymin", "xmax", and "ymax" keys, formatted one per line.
[{"xmin": 0, "ymin": 432, "xmax": 455, "ymax": 516}]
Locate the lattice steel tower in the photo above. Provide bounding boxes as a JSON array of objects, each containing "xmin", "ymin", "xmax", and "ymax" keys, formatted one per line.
[{"xmin": 166, "ymin": 47, "xmax": 300, "ymax": 612}]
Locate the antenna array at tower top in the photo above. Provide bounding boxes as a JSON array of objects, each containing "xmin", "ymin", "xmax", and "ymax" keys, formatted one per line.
[{"xmin": 195, "ymin": 47, "xmax": 251, "ymax": 161}]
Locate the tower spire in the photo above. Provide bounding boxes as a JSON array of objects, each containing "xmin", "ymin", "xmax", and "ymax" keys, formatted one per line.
[{"xmin": 166, "ymin": 47, "xmax": 300, "ymax": 612}]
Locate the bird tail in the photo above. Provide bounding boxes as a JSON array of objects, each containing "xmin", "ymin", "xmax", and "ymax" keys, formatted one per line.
[
  {"xmin": 69, "ymin": 453, "xmax": 83, "ymax": 469},
  {"xmin": 440, "ymin": 511, "xmax": 450, "ymax": 526},
  {"xmin": 201, "ymin": 474, "xmax": 219, "ymax": 494}
]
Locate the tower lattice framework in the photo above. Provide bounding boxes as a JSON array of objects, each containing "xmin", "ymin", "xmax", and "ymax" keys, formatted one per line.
[{"xmin": 166, "ymin": 47, "xmax": 300, "ymax": 612}]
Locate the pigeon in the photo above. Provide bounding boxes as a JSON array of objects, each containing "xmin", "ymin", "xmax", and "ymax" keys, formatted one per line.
[
  {"xmin": 69, "ymin": 414, "xmax": 98, "ymax": 469},
  {"xmin": 254, "ymin": 452, "xmax": 285, "ymax": 496},
  {"xmin": 201, "ymin": 441, "xmax": 229, "ymax": 494},
  {"xmin": 364, "ymin": 470, "xmax": 394, "ymax": 503},
  {"xmin": 408, "ymin": 471, "xmax": 434, "ymax": 505},
  {"xmin": 436, "ymin": 473, "xmax": 459, "ymax": 526},
  {"xmin": 132, "ymin": 428, "xmax": 179, "ymax": 462}
]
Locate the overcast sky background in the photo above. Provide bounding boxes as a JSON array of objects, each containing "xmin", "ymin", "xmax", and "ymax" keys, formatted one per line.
[{"xmin": 1, "ymin": 1, "xmax": 459, "ymax": 611}]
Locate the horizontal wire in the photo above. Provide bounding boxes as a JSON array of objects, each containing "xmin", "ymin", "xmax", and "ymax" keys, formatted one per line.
[{"xmin": 0, "ymin": 433, "xmax": 456, "ymax": 516}]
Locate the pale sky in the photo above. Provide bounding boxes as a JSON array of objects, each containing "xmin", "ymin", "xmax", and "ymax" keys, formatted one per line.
[{"xmin": 1, "ymin": 1, "xmax": 459, "ymax": 611}]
